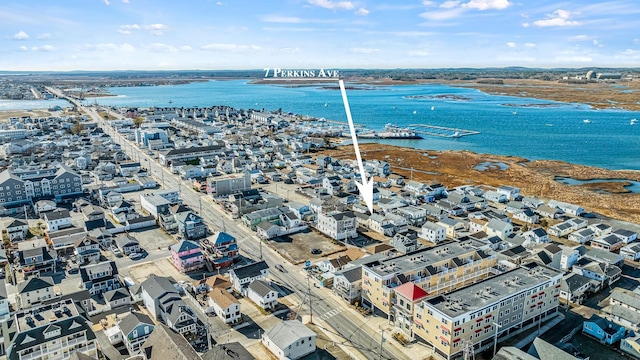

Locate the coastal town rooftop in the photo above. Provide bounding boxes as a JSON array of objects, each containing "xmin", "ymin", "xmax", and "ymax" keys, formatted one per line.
[
  {"xmin": 425, "ymin": 263, "xmax": 562, "ymax": 318},
  {"xmin": 15, "ymin": 298, "xmax": 82, "ymax": 331},
  {"xmin": 366, "ymin": 242, "xmax": 493, "ymax": 277}
]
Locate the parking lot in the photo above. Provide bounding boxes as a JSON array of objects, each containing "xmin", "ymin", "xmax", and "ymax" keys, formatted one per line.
[
  {"xmin": 127, "ymin": 257, "xmax": 194, "ymax": 283},
  {"xmin": 269, "ymin": 229, "xmax": 346, "ymax": 265}
]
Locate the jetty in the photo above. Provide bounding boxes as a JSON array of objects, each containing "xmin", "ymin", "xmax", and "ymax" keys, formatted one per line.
[{"xmin": 408, "ymin": 124, "xmax": 480, "ymax": 138}]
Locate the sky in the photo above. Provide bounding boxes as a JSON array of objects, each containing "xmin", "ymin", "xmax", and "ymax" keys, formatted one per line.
[{"xmin": 0, "ymin": 0, "xmax": 639, "ymax": 71}]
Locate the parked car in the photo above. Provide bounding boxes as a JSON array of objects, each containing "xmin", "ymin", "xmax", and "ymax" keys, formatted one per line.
[
  {"xmin": 275, "ymin": 264, "xmax": 287, "ymax": 273},
  {"xmin": 310, "ymin": 248, "xmax": 322, "ymax": 255},
  {"xmin": 67, "ymin": 267, "xmax": 80, "ymax": 274},
  {"xmin": 129, "ymin": 253, "xmax": 143, "ymax": 260}
]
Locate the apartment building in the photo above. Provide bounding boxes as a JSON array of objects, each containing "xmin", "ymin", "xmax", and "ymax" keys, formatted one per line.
[
  {"xmin": 361, "ymin": 242, "xmax": 498, "ymax": 317},
  {"xmin": 412, "ymin": 263, "xmax": 563, "ymax": 360},
  {"xmin": 2, "ymin": 298, "xmax": 98, "ymax": 360},
  {"xmin": 0, "ymin": 166, "xmax": 83, "ymax": 207}
]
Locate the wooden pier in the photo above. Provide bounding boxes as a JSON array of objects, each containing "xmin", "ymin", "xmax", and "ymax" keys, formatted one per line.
[{"xmin": 407, "ymin": 124, "xmax": 480, "ymax": 138}]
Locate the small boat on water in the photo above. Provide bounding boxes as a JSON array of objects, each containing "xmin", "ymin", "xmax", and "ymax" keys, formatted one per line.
[
  {"xmin": 631, "ymin": 119, "xmax": 637, "ymax": 125},
  {"xmin": 168, "ymin": 99, "xmax": 173, "ymax": 104},
  {"xmin": 583, "ymin": 119, "xmax": 591, "ymax": 124},
  {"xmin": 431, "ymin": 106, "xmax": 435, "ymax": 111},
  {"xmin": 413, "ymin": 110, "xmax": 417, "ymax": 114},
  {"xmin": 545, "ymin": 124, "xmax": 553, "ymax": 127},
  {"xmin": 512, "ymin": 111, "xmax": 518, "ymax": 115},
  {"xmin": 324, "ymin": 103, "xmax": 328, "ymax": 107}
]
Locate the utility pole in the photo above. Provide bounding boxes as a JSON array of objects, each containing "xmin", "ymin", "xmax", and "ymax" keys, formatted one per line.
[
  {"xmin": 307, "ymin": 275, "xmax": 313, "ymax": 324},
  {"xmin": 199, "ymin": 195, "xmax": 203, "ymax": 215},
  {"xmin": 492, "ymin": 321, "xmax": 503, "ymax": 358},
  {"xmin": 378, "ymin": 327, "xmax": 385, "ymax": 360}
]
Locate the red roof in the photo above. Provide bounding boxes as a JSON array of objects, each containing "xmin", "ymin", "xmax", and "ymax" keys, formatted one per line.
[{"xmin": 394, "ymin": 282, "xmax": 429, "ymax": 302}]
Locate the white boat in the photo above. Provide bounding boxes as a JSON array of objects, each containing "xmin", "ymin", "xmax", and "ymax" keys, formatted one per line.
[
  {"xmin": 512, "ymin": 111, "xmax": 518, "ymax": 115},
  {"xmin": 413, "ymin": 110, "xmax": 417, "ymax": 114},
  {"xmin": 545, "ymin": 124, "xmax": 553, "ymax": 127},
  {"xmin": 431, "ymin": 106, "xmax": 435, "ymax": 111},
  {"xmin": 583, "ymin": 119, "xmax": 591, "ymax": 124},
  {"xmin": 324, "ymin": 103, "xmax": 328, "ymax": 107},
  {"xmin": 631, "ymin": 119, "xmax": 637, "ymax": 125}
]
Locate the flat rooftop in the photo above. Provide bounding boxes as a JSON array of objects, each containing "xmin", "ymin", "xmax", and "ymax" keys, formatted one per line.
[
  {"xmin": 426, "ymin": 263, "xmax": 562, "ymax": 318},
  {"xmin": 367, "ymin": 242, "xmax": 491, "ymax": 277},
  {"xmin": 15, "ymin": 298, "xmax": 81, "ymax": 331}
]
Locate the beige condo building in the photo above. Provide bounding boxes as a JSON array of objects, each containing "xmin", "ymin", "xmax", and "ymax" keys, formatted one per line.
[
  {"xmin": 413, "ymin": 262, "xmax": 563, "ymax": 360},
  {"xmin": 361, "ymin": 242, "xmax": 499, "ymax": 320}
]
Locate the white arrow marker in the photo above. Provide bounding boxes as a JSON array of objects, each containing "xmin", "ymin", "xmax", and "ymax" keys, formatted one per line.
[{"xmin": 339, "ymin": 80, "xmax": 374, "ymax": 214}]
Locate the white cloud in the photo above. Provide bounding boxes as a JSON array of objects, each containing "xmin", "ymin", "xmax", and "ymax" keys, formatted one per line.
[
  {"xmin": 422, "ymin": 0, "xmax": 435, "ymax": 5},
  {"xmin": 9, "ymin": 30, "xmax": 29, "ymax": 40},
  {"xmin": 409, "ymin": 49, "xmax": 429, "ymax": 56},
  {"xmin": 82, "ymin": 43, "xmax": 136, "ymax": 52},
  {"xmin": 118, "ymin": 23, "xmax": 170, "ymax": 35},
  {"xmin": 31, "ymin": 45, "xmax": 56, "ymax": 52},
  {"xmin": 634, "ymin": 38, "xmax": 640, "ymax": 44},
  {"xmin": 569, "ymin": 35, "xmax": 591, "ymax": 41},
  {"xmin": 524, "ymin": 42, "xmax": 536, "ymax": 48},
  {"xmin": 180, "ymin": 45, "xmax": 193, "ymax": 51},
  {"xmin": 461, "ymin": 0, "xmax": 511, "ymax": 10},
  {"xmin": 280, "ymin": 48, "xmax": 300, "ymax": 54},
  {"xmin": 506, "ymin": 42, "xmax": 516, "ymax": 48},
  {"xmin": 532, "ymin": 9, "xmax": 581, "ymax": 27},
  {"xmin": 522, "ymin": 22, "xmax": 530, "ymax": 28},
  {"xmin": 18, "ymin": 46, "xmax": 28, "ymax": 52},
  {"xmin": 122, "ymin": 0, "xmax": 129, "ymax": 3},
  {"xmin": 200, "ymin": 43, "xmax": 262, "ymax": 52},
  {"xmin": 261, "ymin": 15, "xmax": 304, "ymax": 23},
  {"xmin": 104, "ymin": 0, "xmax": 110, "ymax": 5},
  {"xmin": 145, "ymin": 43, "xmax": 178, "ymax": 52},
  {"xmin": 216, "ymin": 1, "xmax": 223, "ymax": 4},
  {"xmin": 308, "ymin": 0, "xmax": 355, "ymax": 10},
  {"xmin": 356, "ymin": 8, "xmax": 369, "ymax": 16},
  {"xmin": 440, "ymin": 1, "xmax": 460, "ymax": 9},
  {"xmin": 36, "ymin": 33, "xmax": 52, "ymax": 40},
  {"xmin": 350, "ymin": 47, "xmax": 379, "ymax": 54},
  {"xmin": 420, "ymin": 8, "xmax": 465, "ymax": 21}
]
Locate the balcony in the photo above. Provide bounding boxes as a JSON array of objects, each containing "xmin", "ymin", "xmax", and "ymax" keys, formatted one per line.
[{"xmin": 21, "ymin": 350, "xmax": 44, "ymax": 360}]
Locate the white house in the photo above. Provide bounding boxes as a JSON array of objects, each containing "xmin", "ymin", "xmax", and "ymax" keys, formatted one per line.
[
  {"xmin": 419, "ymin": 222, "xmax": 446, "ymax": 243},
  {"xmin": 621, "ymin": 243, "xmax": 640, "ymax": 261},
  {"xmin": 208, "ymin": 287, "xmax": 241, "ymax": 324},
  {"xmin": 613, "ymin": 229, "xmax": 638, "ymax": 244},
  {"xmin": 485, "ymin": 219, "xmax": 513, "ymax": 240},
  {"xmin": 497, "ymin": 185, "xmax": 520, "ymax": 200},
  {"xmin": 43, "ymin": 208, "xmax": 72, "ymax": 232},
  {"xmin": 247, "ymin": 280, "xmax": 279, "ymax": 310},
  {"xmin": 316, "ymin": 211, "xmax": 357, "ymax": 241},
  {"xmin": 262, "ymin": 320, "xmax": 317, "ymax": 360},
  {"xmin": 483, "ymin": 190, "xmax": 507, "ymax": 203},
  {"xmin": 229, "ymin": 260, "xmax": 269, "ymax": 293}
]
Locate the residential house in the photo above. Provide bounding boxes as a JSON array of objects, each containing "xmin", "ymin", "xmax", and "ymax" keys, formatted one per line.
[
  {"xmin": 591, "ymin": 234, "xmax": 625, "ymax": 252},
  {"xmin": 74, "ymin": 235, "xmax": 101, "ymax": 265},
  {"xmin": 368, "ymin": 214, "xmax": 395, "ymax": 237},
  {"xmin": 316, "ymin": 211, "xmax": 357, "ymax": 241},
  {"xmin": 497, "ymin": 185, "xmax": 520, "ymax": 200},
  {"xmin": 134, "ymin": 275, "xmax": 180, "ymax": 320},
  {"xmin": 392, "ymin": 282, "xmax": 429, "ymax": 339},
  {"xmin": 5, "ymin": 219, "xmax": 28, "ymax": 241},
  {"xmin": 547, "ymin": 200, "xmax": 585, "ymax": 216},
  {"xmin": 485, "ymin": 219, "xmax": 513, "ymax": 240},
  {"xmin": 390, "ymin": 231, "xmax": 420, "ymax": 254},
  {"xmin": 229, "ymin": 260, "xmax": 269, "ymax": 293},
  {"xmin": 621, "ymin": 243, "xmax": 640, "ymax": 261},
  {"xmin": 204, "ymin": 342, "xmax": 256, "ymax": 360},
  {"xmin": 589, "ymin": 223, "xmax": 613, "ymax": 237},
  {"xmin": 612, "ymin": 228, "xmax": 638, "ymax": 244},
  {"xmin": 208, "ymin": 287, "xmax": 241, "ymax": 324},
  {"xmin": 572, "ymin": 258, "xmax": 622, "ymax": 292},
  {"xmin": 523, "ymin": 228, "xmax": 550, "ymax": 244},
  {"xmin": 621, "ymin": 335, "xmax": 640, "ymax": 359},
  {"xmin": 17, "ymin": 276, "xmax": 54, "ymax": 309},
  {"xmin": 118, "ymin": 311, "xmax": 155, "ymax": 355},
  {"xmin": 318, "ymin": 255, "xmax": 352, "ymax": 274},
  {"xmin": 568, "ymin": 228, "xmax": 595, "ymax": 244},
  {"xmin": 80, "ymin": 260, "xmax": 120, "ymax": 296},
  {"xmin": 104, "ymin": 288, "xmax": 131, "ymax": 310},
  {"xmin": 582, "ymin": 315, "xmax": 625, "ymax": 345},
  {"xmin": 16, "ymin": 239, "xmax": 57, "ymax": 274},
  {"xmin": 483, "ymin": 190, "xmax": 507, "ymax": 203},
  {"xmin": 395, "ymin": 206, "xmax": 427, "ymax": 226},
  {"xmin": 175, "ymin": 211, "xmax": 208, "ymax": 240},
  {"xmin": 43, "ymin": 208, "xmax": 72, "ymax": 232},
  {"xmin": 262, "ymin": 320, "xmax": 317, "ymax": 360},
  {"xmin": 513, "ymin": 208, "xmax": 539, "ymax": 224},
  {"xmin": 437, "ymin": 217, "xmax": 466, "ymax": 239},
  {"xmin": 333, "ymin": 266, "xmax": 362, "ymax": 304},
  {"xmin": 548, "ymin": 218, "xmax": 588, "ymax": 237},
  {"xmin": 247, "ymin": 280, "xmax": 279, "ymax": 310},
  {"xmin": 170, "ymin": 240, "xmax": 205, "ymax": 273},
  {"xmin": 160, "ymin": 298, "xmax": 197, "ymax": 335},
  {"xmin": 536, "ymin": 205, "xmax": 562, "ymax": 219},
  {"xmin": 114, "ymin": 233, "xmax": 141, "ymax": 255},
  {"xmin": 140, "ymin": 324, "xmax": 201, "ymax": 360},
  {"xmin": 559, "ymin": 273, "xmax": 592, "ymax": 304},
  {"xmin": 192, "ymin": 274, "xmax": 233, "ymax": 294},
  {"xmin": 2, "ymin": 298, "xmax": 99, "ymax": 360}
]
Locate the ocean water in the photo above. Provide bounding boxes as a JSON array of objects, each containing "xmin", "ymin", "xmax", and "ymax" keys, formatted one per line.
[{"xmin": 4, "ymin": 80, "xmax": 640, "ymax": 170}]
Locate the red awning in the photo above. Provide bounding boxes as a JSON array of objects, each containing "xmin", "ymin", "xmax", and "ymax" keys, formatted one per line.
[
  {"xmin": 454, "ymin": 327, "xmax": 462, "ymax": 332},
  {"xmin": 530, "ymin": 305, "xmax": 536, "ymax": 308},
  {"xmin": 453, "ymin": 338, "xmax": 461, "ymax": 343},
  {"xmin": 476, "ymin": 318, "xmax": 483, "ymax": 323},
  {"xmin": 475, "ymin": 329, "xmax": 482, "ymax": 333},
  {"xmin": 531, "ymin": 294, "xmax": 537, "ymax": 298},
  {"xmin": 415, "ymin": 318, "xmax": 423, "ymax": 326},
  {"xmin": 485, "ymin": 325, "xmax": 492, "ymax": 329},
  {"xmin": 485, "ymin": 314, "xmax": 492, "ymax": 318},
  {"xmin": 441, "ymin": 326, "xmax": 450, "ymax": 332},
  {"xmin": 538, "ymin": 301, "xmax": 543, "ymax": 305},
  {"xmin": 439, "ymin": 336, "xmax": 449, "ymax": 343}
]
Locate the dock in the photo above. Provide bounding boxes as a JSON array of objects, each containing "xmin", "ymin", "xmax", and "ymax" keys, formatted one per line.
[{"xmin": 407, "ymin": 124, "xmax": 480, "ymax": 138}]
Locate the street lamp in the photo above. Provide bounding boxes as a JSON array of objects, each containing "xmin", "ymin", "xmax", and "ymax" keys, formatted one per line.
[{"xmin": 492, "ymin": 320, "xmax": 503, "ymax": 357}]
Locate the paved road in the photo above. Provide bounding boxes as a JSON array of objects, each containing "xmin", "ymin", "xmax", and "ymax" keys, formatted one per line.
[{"xmin": 49, "ymin": 91, "xmax": 408, "ymax": 360}]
